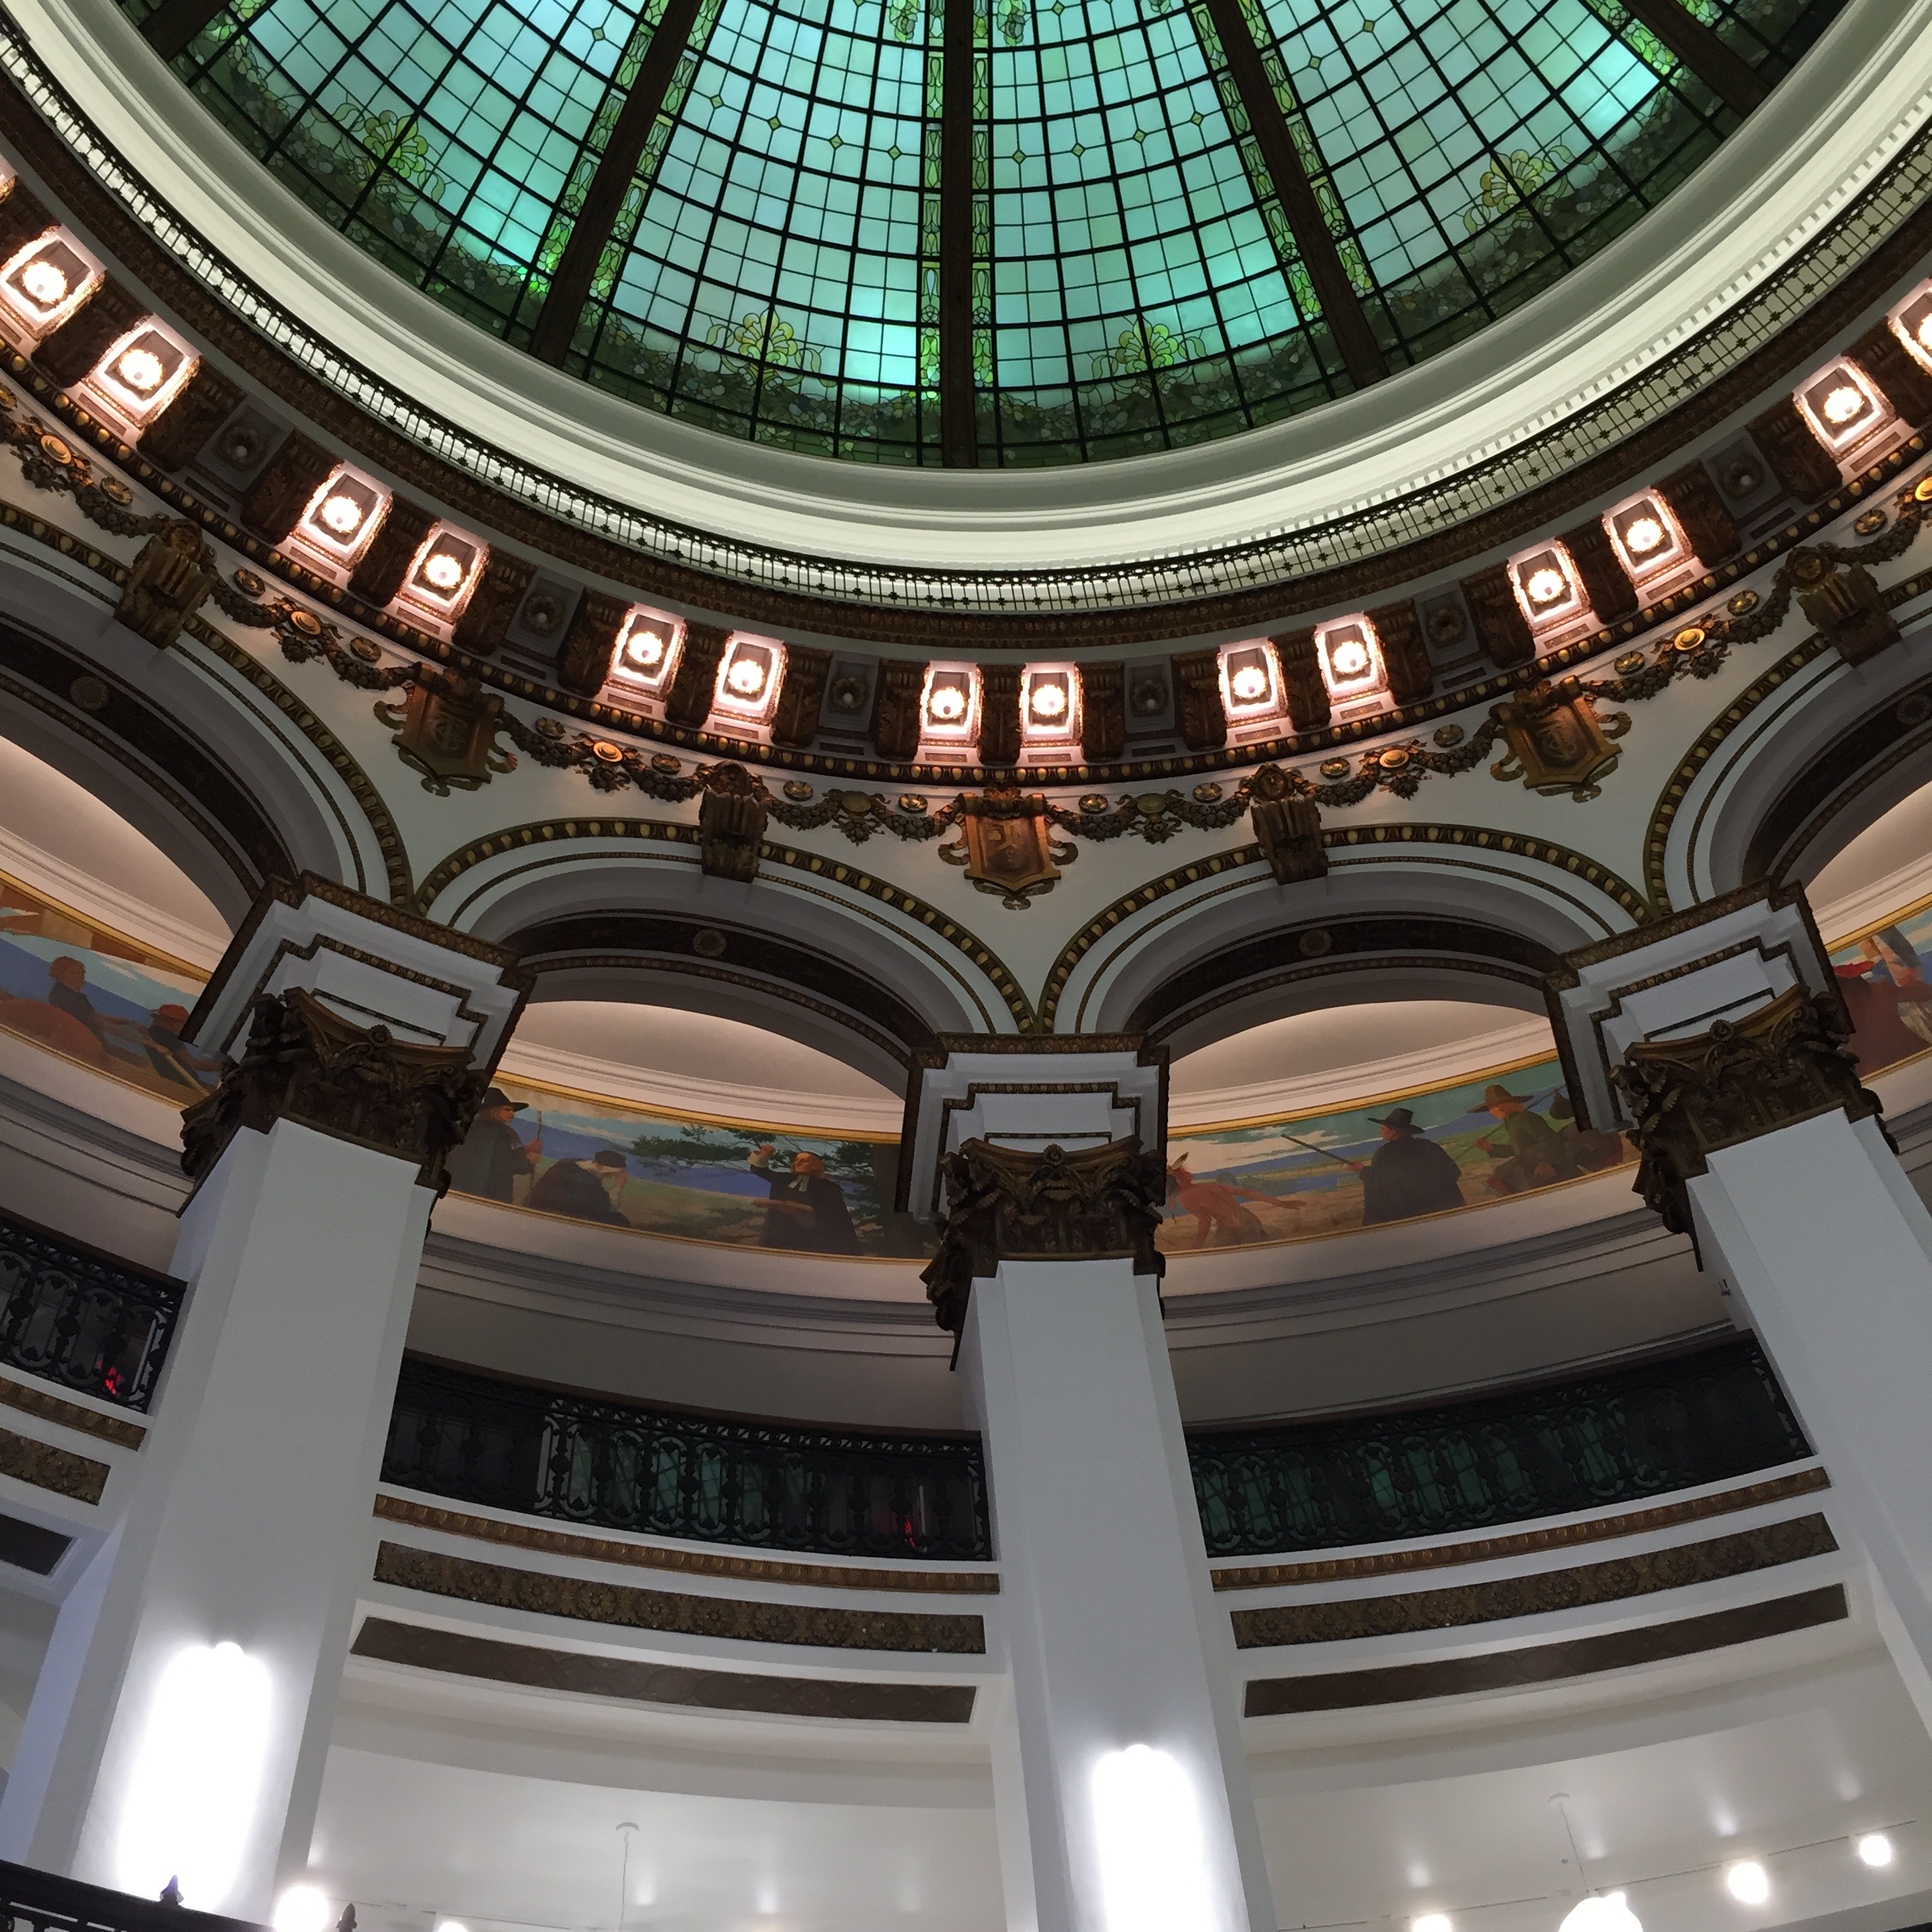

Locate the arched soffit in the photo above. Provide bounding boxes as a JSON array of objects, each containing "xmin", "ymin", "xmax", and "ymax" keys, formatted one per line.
[
  {"xmin": 505, "ymin": 918, "xmax": 935, "ymax": 1088},
  {"xmin": 1049, "ymin": 829, "xmax": 1643, "ymax": 1037},
  {"xmin": 0, "ymin": 556, "xmax": 404, "ymax": 916},
  {"xmin": 417, "ymin": 823, "xmax": 1028, "ymax": 1040},
  {"xmin": 1652, "ymin": 614, "xmax": 1932, "ymax": 909}
]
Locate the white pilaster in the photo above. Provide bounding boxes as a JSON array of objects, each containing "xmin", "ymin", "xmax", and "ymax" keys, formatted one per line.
[
  {"xmin": 908, "ymin": 1041, "xmax": 1273, "ymax": 1932},
  {"xmin": 0, "ymin": 877, "xmax": 525, "ymax": 1917},
  {"xmin": 1552, "ymin": 884, "xmax": 1932, "ymax": 1730}
]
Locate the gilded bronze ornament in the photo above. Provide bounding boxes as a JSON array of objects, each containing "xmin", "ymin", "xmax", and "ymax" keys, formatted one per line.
[
  {"xmin": 938, "ymin": 786, "xmax": 1076, "ymax": 908},
  {"xmin": 1490, "ymin": 677, "xmax": 1629, "ymax": 801},
  {"xmin": 376, "ymin": 667, "xmax": 516, "ymax": 794}
]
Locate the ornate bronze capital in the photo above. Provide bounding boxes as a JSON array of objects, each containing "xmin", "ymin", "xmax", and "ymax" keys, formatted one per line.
[
  {"xmin": 1611, "ymin": 983, "xmax": 1885, "ymax": 1234},
  {"xmin": 921, "ymin": 1135, "xmax": 1166, "ymax": 1336},
  {"xmin": 181, "ymin": 986, "xmax": 488, "ymax": 1191}
]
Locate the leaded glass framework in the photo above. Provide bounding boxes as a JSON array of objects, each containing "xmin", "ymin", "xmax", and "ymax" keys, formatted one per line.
[{"xmin": 137, "ymin": 0, "xmax": 1849, "ymax": 464}]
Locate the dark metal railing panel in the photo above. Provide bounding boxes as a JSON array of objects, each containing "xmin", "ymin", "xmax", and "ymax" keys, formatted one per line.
[
  {"xmin": 0, "ymin": 1213, "xmax": 185, "ymax": 1411},
  {"xmin": 1189, "ymin": 1336, "xmax": 1812, "ymax": 1559},
  {"xmin": 384, "ymin": 1357, "xmax": 994, "ymax": 1562},
  {"xmin": 0, "ymin": 1859, "xmax": 265, "ymax": 1932}
]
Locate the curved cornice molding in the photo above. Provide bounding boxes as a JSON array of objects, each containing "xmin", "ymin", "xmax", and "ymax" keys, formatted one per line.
[{"xmin": 2, "ymin": 0, "xmax": 1930, "ymax": 623}]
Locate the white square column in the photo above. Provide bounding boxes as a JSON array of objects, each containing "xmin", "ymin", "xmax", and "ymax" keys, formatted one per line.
[
  {"xmin": 1550, "ymin": 883, "xmax": 1932, "ymax": 1729},
  {"xmin": 0, "ymin": 877, "xmax": 526, "ymax": 1918},
  {"xmin": 907, "ymin": 1040, "xmax": 1275, "ymax": 1932}
]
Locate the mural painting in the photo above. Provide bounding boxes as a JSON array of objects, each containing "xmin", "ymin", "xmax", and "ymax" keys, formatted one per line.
[
  {"xmin": 0, "ymin": 871, "xmax": 219, "ymax": 1103},
  {"xmin": 1827, "ymin": 897, "xmax": 1932, "ymax": 1076},
  {"xmin": 444, "ymin": 1073, "xmax": 924, "ymax": 1258},
  {"xmin": 1159, "ymin": 1059, "xmax": 1633, "ymax": 1250}
]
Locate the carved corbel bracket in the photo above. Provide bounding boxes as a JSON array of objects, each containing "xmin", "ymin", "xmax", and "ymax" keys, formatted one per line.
[
  {"xmin": 1249, "ymin": 765, "xmax": 1327, "ymax": 883},
  {"xmin": 1790, "ymin": 547, "xmax": 1901, "ymax": 665},
  {"xmin": 920, "ymin": 1135, "xmax": 1167, "ymax": 1338},
  {"xmin": 698, "ymin": 761, "xmax": 768, "ymax": 881},
  {"xmin": 115, "ymin": 519, "xmax": 219, "ymax": 648},
  {"xmin": 1610, "ymin": 983, "xmax": 1885, "ymax": 1235},
  {"xmin": 181, "ymin": 985, "xmax": 488, "ymax": 1193}
]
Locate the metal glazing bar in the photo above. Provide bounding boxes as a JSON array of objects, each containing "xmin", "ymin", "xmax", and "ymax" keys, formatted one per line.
[
  {"xmin": 528, "ymin": 0, "xmax": 710, "ymax": 367},
  {"xmin": 1619, "ymin": 0, "xmax": 1767, "ymax": 116},
  {"xmin": 1193, "ymin": 0, "xmax": 1386, "ymax": 389},
  {"xmin": 140, "ymin": 0, "xmax": 228, "ymax": 62},
  {"xmin": 938, "ymin": 0, "xmax": 980, "ymax": 466}
]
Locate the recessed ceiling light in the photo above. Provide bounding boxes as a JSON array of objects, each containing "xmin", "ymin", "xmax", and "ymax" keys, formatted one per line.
[
  {"xmin": 1724, "ymin": 1860, "xmax": 1769, "ymax": 1904},
  {"xmin": 1822, "ymin": 384, "xmax": 1866, "ymax": 426},
  {"xmin": 318, "ymin": 492, "xmax": 366, "ymax": 537},
  {"xmin": 929, "ymin": 684, "xmax": 966, "ymax": 721},
  {"xmin": 421, "ymin": 551, "xmax": 466, "ymax": 592},
  {"xmin": 1623, "ymin": 514, "xmax": 1665, "ymax": 555},
  {"xmin": 1525, "ymin": 566, "xmax": 1567, "ymax": 605},
  {"xmin": 114, "ymin": 346, "xmax": 167, "ymax": 395},
  {"xmin": 1030, "ymin": 680, "xmax": 1067, "ymax": 718},
  {"xmin": 1856, "ymin": 1833, "xmax": 1894, "ymax": 1868},
  {"xmin": 1412, "ymin": 1915, "xmax": 1451, "ymax": 1932},
  {"xmin": 1558, "ymin": 1893, "xmax": 1642, "ymax": 1932},
  {"xmin": 17, "ymin": 257, "xmax": 67, "ymax": 308}
]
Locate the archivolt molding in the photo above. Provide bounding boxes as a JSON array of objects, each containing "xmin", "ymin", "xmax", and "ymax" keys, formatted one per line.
[
  {"xmin": 1646, "ymin": 552, "xmax": 1932, "ymax": 909},
  {"xmin": 415, "ymin": 817, "xmax": 1034, "ymax": 1035},
  {"xmin": 1041, "ymin": 826, "xmax": 1648, "ymax": 1035},
  {"xmin": 0, "ymin": 486, "xmax": 410, "ymax": 903}
]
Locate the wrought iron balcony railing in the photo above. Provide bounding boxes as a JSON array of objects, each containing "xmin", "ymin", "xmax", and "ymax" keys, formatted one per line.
[
  {"xmin": 0, "ymin": 1859, "xmax": 265, "ymax": 1932},
  {"xmin": 1189, "ymin": 1335, "xmax": 1812, "ymax": 1559},
  {"xmin": 383, "ymin": 1355, "xmax": 995, "ymax": 1563},
  {"xmin": 0, "ymin": 1211, "xmax": 184, "ymax": 1411},
  {"xmin": 384, "ymin": 1336, "xmax": 1809, "ymax": 1568}
]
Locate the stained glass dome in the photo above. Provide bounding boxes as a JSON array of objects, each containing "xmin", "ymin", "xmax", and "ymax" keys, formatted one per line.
[{"xmin": 125, "ymin": 0, "xmax": 1843, "ymax": 464}]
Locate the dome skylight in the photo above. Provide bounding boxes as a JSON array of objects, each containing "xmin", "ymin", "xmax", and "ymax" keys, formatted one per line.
[{"xmin": 136, "ymin": 0, "xmax": 1835, "ymax": 464}]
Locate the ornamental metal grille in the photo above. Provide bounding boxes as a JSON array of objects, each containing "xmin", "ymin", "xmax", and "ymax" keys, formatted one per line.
[
  {"xmin": 0, "ymin": 1212, "xmax": 183, "ymax": 1411},
  {"xmin": 383, "ymin": 1354, "xmax": 994, "ymax": 1560},
  {"xmin": 1189, "ymin": 1334, "xmax": 1811, "ymax": 1559},
  {"xmin": 133, "ymin": 0, "xmax": 1846, "ymax": 464}
]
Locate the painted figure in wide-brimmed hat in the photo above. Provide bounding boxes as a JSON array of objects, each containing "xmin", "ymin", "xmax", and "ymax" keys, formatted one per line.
[
  {"xmin": 446, "ymin": 1084, "xmax": 541, "ymax": 1202},
  {"xmin": 1478, "ymin": 1084, "xmax": 1575, "ymax": 1194},
  {"xmin": 1359, "ymin": 1105, "xmax": 1466, "ymax": 1225}
]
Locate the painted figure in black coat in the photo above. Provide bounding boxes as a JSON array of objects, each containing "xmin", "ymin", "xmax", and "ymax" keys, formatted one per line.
[
  {"xmin": 447, "ymin": 1087, "xmax": 541, "ymax": 1202},
  {"xmin": 750, "ymin": 1144, "xmax": 862, "ymax": 1253},
  {"xmin": 527, "ymin": 1148, "xmax": 631, "ymax": 1224},
  {"xmin": 1358, "ymin": 1106, "xmax": 1466, "ymax": 1226}
]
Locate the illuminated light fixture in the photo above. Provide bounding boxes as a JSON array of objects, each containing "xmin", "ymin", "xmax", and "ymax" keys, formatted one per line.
[
  {"xmin": 86, "ymin": 324, "xmax": 193, "ymax": 427},
  {"xmin": 1896, "ymin": 290, "xmax": 1932, "ymax": 373},
  {"xmin": 1856, "ymin": 1833, "xmax": 1894, "ymax": 1868},
  {"xmin": 435, "ymin": 1920, "xmax": 469, "ymax": 1932},
  {"xmin": 1021, "ymin": 666, "xmax": 1079, "ymax": 743},
  {"xmin": 298, "ymin": 469, "xmax": 386, "ymax": 563},
  {"xmin": 712, "ymin": 633, "xmax": 786, "ymax": 723},
  {"xmin": 0, "ymin": 236, "xmax": 93, "ymax": 331},
  {"xmin": 117, "ymin": 1640, "xmax": 272, "ymax": 1911},
  {"xmin": 606, "ymin": 605, "xmax": 686, "ymax": 697},
  {"xmin": 1413, "ymin": 1916, "xmax": 1452, "ymax": 1932},
  {"xmin": 1511, "ymin": 545, "xmax": 1582, "ymax": 627},
  {"xmin": 1557, "ymin": 1895, "xmax": 1642, "ymax": 1932},
  {"xmin": 1607, "ymin": 495, "xmax": 1685, "ymax": 578},
  {"xmin": 1799, "ymin": 364, "xmax": 1880, "ymax": 449},
  {"xmin": 1091, "ymin": 1745, "xmax": 1215, "ymax": 1932},
  {"xmin": 403, "ymin": 528, "xmax": 481, "ymax": 610},
  {"xmin": 1724, "ymin": 1863, "xmax": 1769, "ymax": 1905},
  {"xmin": 114, "ymin": 345, "xmax": 166, "ymax": 395},
  {"xmin": 1316, "ymin": 616, "xmax": 1385, "ymax": 701},
  {"xmin": 921, "ymin": 665, "xmax": 979, "ymax": 740},
  {"xmin": 1219, "ymin": 640, "xmax": 1281, "ymax": 721},
  {"xmin": 273, "ymin": 1887, "xmax": 332, "ymax": 1932}
]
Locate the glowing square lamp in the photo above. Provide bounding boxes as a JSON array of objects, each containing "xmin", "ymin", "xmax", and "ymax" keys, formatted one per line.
[
  {"xmin": 88, "ymin": 325, "xmax": 193, "ymax": 426},
  {"xmin": 1022, "ymin": 668, "xmax": 1078, "ymax": 742},
  {"xmin": 0, "ymin": 235, "xmax": 94, "ymax": 335},
  {"xmin": 1606, "ymin": 496, "xmax": 1683, "ymax": 578},
  {"xmin": 298, "ymin": 468, "xmax": 388, "ymax": 564},
  {"xmin": 1512, "ymin": 546, "xmax": 1582, "ymax": 626},
  {"xmin": 1893, "ymin": 289, "xmax": 1932, "ymax": 373},
  {"xmin": 1220, "ymin": 642, "xmax": 1280, "ymax": 720},
  {"xmin": 1799, "ymin": 363, "xmax": 1880, "ymax": 449},
  {"xmin": 712, "ymin": 633, "xmax": 786, "ymax": 722},
  {"xmin": 406, "ymin": 530, "xmax": 482, "ymax": 612},
  {"xmin": 1316, "ymin": 618, "xmax": 1384, "ymax": 700},
  {"xmin": 607, "ymin": 607, "xmax": 686, "ymax": 695},
  {"xmin": 923, "ymin": 666, "xmax": 978, "ymax": 740}
]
